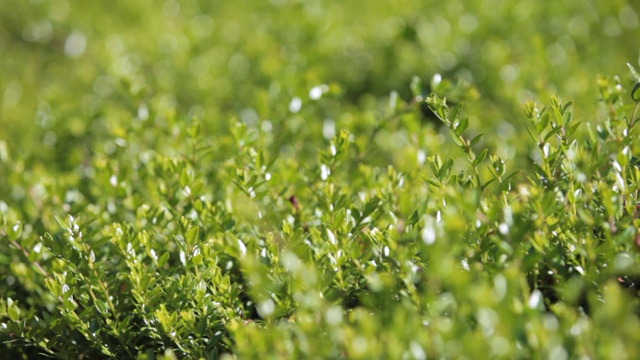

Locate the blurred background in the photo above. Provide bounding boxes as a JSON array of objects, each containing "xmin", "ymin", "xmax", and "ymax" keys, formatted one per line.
[{"xmin": 1, "ymin": 0, "xmax": 638, "ymax": 179}]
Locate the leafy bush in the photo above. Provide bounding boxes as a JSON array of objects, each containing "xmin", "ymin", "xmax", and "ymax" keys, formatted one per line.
[{"xmin": 1, "ymin": 1, "xmax": 640, "ymax": 359}]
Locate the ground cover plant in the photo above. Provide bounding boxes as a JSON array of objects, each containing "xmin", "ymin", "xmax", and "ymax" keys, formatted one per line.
[{"xmin": 1, "ymin": 0, "xmax": 640, "ymax": 358}]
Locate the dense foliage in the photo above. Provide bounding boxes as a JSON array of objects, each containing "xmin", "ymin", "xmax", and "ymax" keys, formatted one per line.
[{"xmin": 1, "ymin": 1, "xmax": 640, "ymax": 358}]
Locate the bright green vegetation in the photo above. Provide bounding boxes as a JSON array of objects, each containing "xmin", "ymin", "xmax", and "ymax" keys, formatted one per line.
[{"xmin": 2, "ymin": 1, "xmax": 640, "ymax": 359}]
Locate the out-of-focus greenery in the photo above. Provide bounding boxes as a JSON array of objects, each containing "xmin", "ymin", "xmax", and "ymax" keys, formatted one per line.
[{"xmin": 1, "ymin": 0, "xmax": 640, "ymax": 358}]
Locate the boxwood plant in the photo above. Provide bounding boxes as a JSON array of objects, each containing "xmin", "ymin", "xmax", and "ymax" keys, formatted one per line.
[
  {"xmin": 2, "ymin": 73, "xmax": 640, "ymax": 358},
  {"xmin": 1, "ymin": 1, "xmax": 640, "ymax": 359}
]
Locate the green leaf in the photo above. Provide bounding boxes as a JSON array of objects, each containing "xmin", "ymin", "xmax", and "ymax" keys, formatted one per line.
[
  {"xmin": 186, "ymin": 226, "xmax": 200, "ymax": 245},
  {"xmin": 450, "ymin": 103, "xmax": 463, "ymax": 123},
  {"xmin": 470, "ymin": 133, "xmax": 484, "ymax": 147},
  {"xmin": 449, "ymin": 131, "xmax": 465, "ymax": 147},
  {"xmin": 362, "ymin": 196, "xmax": 381, "ymax": 219},
  {"xmin": 535, "ymin": 113, "xmax": 550, "ymax": 134},
  {"xmin": 7, "ymin": 221, "xmax": 22, "ymax": 240},
  {"xmin": 158, "ymin": 252, "xmax": 171, "ymax": 268},
  {"xmin": 7, "ymin": 301, "xmax": 21, "ymax": 322},
  {"xmin": 438, "ymin": 158, "xmax": 454, "ymax": 180},
  {"xmin": 473, "ymin": 149, "xmax": 489, "ymax": 167},
  {"xmin": 618, "ymin": 146, "xmax": 632, "ymax": 168},
  {"xmin": 192, "ymin": 253, "xmax": 203, "ymax": 265},
  {"xmin": 454, "ymin": 116, "xmax": 468, "ymax": 136},
  {"xmin": 565, "ymin": 121, "xmax": 582, "ymax": 138},
  {"xmin": 422, "ymin": 176, "xmax": 441, "ymax": 187},
  {"xmin": 543, "ymin": 126, "xmax": 563, "ymax": 142},
  {"xmin": 628, "ymin": 63, "xmax": 640, "ymax": 82}
]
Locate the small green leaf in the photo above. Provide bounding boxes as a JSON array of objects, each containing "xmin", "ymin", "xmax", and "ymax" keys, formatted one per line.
[
  {"xmin": 536, "ymin": 113, "xmax": 550, "ymax": 133},
  {"xmin": 470, "ymin": 133, "xmax": 484, "ymax": 147},
  {"xmin": 450, "ymin": 131, "xmax": 465, "ymax": 147},
  {"xmin": 450, "ymin": 103, "xmax": 463, "ymax": 123},
  {"xmin": 282, "ymin": 220, "xmax": 294, "ymax": 236},
  {"xmin": 423, "ymin": 176, "xmax": 442, "ymax": 187},
  {"xmin": 186, "ymin": 226, "xmax": 200, "ymax": 245},
  {"xmin": 632, "ymin": 82, "xmax": 640, "ymax": 102},
  {"xmin": 566, "ymin": 121, "xmax": 582, "ymax": 138},
  {"xmin": 543, "ymin": 126, "xmax": 563, "ymax": 142},
  {"xmin": 454, "ymin": 116, "xmax": 469, "ymax": 136},
  {"xmin": 628, "ymin": 63, "xmax": 640, "ymax": 82},
  {"xmin": 7, "ymin": 221, "xmax": 22, "ymax": 240},
  {"xmin": 618, "ymin": 146, "xmax": 632, "ymax": 168},
  {"xmin": 7, "ymin": 301, "xmax": 21, "ymax": 322},
  {"xmin": 192, "ymin": 253, "xmax": 203, "ymax": 265},
  {"xmin": 438, "ymin": 158, "xmax": 454, "ymax": 180},
  {"xmin": 158, "ymin": 252, "xmax": 171, "ymax": 268},
  {"xmin": 473, "ymin": 149, "xmax": 489, "ymax": 167},
  {"xmin": 362, "ymin": 196, "xmax": 381, "ymax": 219}
]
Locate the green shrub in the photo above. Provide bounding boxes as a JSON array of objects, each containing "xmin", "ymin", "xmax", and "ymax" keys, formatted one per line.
[{"xmin": 1, "ymin": 1, "xmax": 640, "ymax": 359}]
